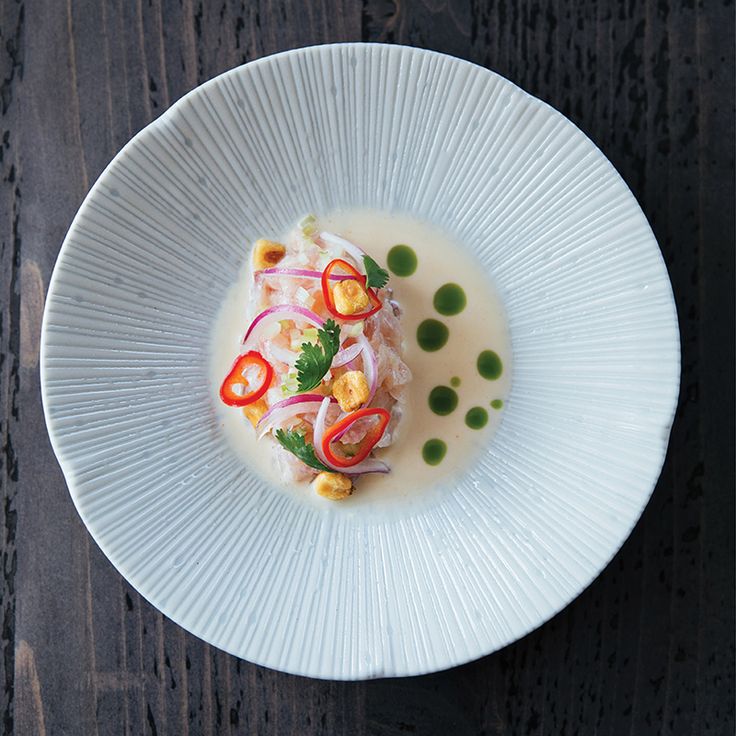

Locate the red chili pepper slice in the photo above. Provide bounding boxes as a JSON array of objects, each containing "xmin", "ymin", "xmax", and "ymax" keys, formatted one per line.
[
  {"xmin": 219, "ymin": 351, "xmax": 273, "ymax": 407},
  {"xmin": 321, "ymin": 258, "xmax": 382, "ymax": 321},
  {"xmin": 321, "ymin": 407, "xmax": 390, "ymax": 468}
]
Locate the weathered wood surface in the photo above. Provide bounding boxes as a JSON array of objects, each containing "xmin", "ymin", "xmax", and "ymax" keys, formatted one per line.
[{"xmin": 0, "ymin": 0, "xmax": 733, "ymax": 733}]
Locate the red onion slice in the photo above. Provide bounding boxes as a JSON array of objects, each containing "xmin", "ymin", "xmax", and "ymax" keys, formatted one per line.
[
  {"xmin": 242, "ymin": 305, "xmax": 324, "ymax": 348},
  {"xmin": 313, "ymin": 397, "xmax": 334, "ymax": 468},
  {"xmin": 342, "ymin": 458, "xmax": 391, "ymax": 475},
  {"xmin": 255, "ymin": 267, "xmax": 352, "ymax": 281},
  {"xmin": 312, "ymin": 397, "xmax": 390, "ymax": 475},
  {"xmin": 319, "ymin": 232, "xmax": 366, "ymax": 268},
  {"xmin": 357, "ymin": 334, "xmax": 378, "ymax": 403},
  {"xmin": 257, "ymin": 393, "xmax": 334, "ymax": 438},
  {"xmin": 332, "ymin": 341, "xmax": 364, "ymax": 368}
]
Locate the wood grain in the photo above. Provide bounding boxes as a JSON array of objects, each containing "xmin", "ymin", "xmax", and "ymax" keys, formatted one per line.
[
  {"xmin": 0, "ymin": 0, "xmax": 733, "ymax": 734},
  {"xmin": 1, "ymin": 2, "xmax": 22, "ymax": 733}
]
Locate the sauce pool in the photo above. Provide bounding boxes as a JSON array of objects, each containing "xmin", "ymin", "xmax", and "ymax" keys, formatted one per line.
[
  {"xmin": 387, "ymin": 244, "xmax": 418, "ymax": 276},
  {"xmin": 211, "ymin": 208, "xmax": 512, "ymax": 506},
  {"xmin": 422, "ymin": 439, "xmax": 447, "ymax": 466},
  {"xmin": 416, "ymin": 319, "xmax": 449, "ymax": 352},
  {"xmin": 433, "ymin": 283, "xmax": 467, "ymax": 316},
  {"xmin": 465, "ymin": 406, "xmax": 489, "ymax": 429},
  {"xmin": 477, "ymin": 349, "xmax": 503, "ymax": 380},
  {"xmin": 428, "ymin": 385, "xmax": 459, "ymax": 416}
]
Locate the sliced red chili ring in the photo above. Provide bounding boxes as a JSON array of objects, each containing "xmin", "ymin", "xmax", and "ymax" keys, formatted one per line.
[
  {"xmin": 321, "ymin": 407, "xmax": 390, "ymax": 467},
  {"xmin": 320, "ymin": 258, "xmax": 382, "ymax": 321},
  {"xmin": 219, "ymin": 351, "xmax": 274, "ymax": 407}
]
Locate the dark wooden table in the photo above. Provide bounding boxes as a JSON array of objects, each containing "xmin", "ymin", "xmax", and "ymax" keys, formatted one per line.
[{"xmin": 1, "ymin": 1, "xmax": 733, "ymax": 734}]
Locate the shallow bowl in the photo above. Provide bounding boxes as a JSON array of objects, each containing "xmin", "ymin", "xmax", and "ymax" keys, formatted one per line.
[{"xmin": 41, "ymin": 43, "xmax": 680, "ymax": 679}]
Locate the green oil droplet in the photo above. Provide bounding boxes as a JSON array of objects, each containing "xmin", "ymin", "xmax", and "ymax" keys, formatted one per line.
[
  {"xmin": 433, "ymin": 283, "xmax": 467, "ymax": 316},
  {"xmin": 422, "ymin": 438, "xmax": 447, "ymax": 466},
  {"xmin": 387, "ymin": 244, "xmax": 417, "ymax": 277},
  {"xmin": 428, "ymin": 385, "xmax": 458, "ymax": 416},
  {"xmin": 477, "ymin": 350, "xmax": 503, "ymax": 380},
  {"xmin": 490, "ymin": 399, "xmax": 504, "ymax": 410},
  {"xmin": 450, "ymin": 376, "xmax": 461, "ymax": 388},
  {"xmin": 465, "ymin": 406, "xmax": 489, "ymax": 429},
  {"xmin": 417, "ymin": 319, "xmax": 449, "ymax": 352}
]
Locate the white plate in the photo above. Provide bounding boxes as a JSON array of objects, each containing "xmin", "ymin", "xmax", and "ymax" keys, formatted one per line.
[{"xmin": 41, "ymin": 44, "xmax": 680, "ymax": 679}]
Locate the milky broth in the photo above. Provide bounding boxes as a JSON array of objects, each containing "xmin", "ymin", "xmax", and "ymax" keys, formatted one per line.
[{"xmin": 210, "ymin": 209, "xmax": 512, "ymax": 509}]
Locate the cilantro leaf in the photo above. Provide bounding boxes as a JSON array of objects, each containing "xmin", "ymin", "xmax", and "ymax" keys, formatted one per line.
[
  {"xmin": 363, "ymin": 255, "xmax": 389, "ymax": 289},
  {"xmin": 295, "ymin": 319, "xmax": 341, "ymax": 392},
  {"xmin": 274, "ymin": 428, "xmax": 330, "ymax": 472}
]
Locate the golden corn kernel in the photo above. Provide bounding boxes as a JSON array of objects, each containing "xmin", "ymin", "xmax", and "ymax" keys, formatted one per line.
[
  {"xmin": 253, "ymin": 239, "xmax": 286, "ymax": 269},
  {"xmin": 332, "ymin": 370, "xmax": 370, "ymax": 412},
  {"xmin": 332, "ymin": 279, "xmax": 370, "ymax": 315},
  {"xmin": 313, "ymin": 471, "xmax": 353, "ymax": 500}
]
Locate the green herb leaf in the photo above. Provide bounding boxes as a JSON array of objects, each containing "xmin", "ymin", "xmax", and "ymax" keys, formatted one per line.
[
  {"xmin": 295, "ymin": 319, "xmax": 341, "ymax": 392},
  {"xmin": 274, "ymin": 428, "xmax": 330, "ymax": 472},
  {"xmin": 363, "ymin": 255, "xmax": 389, "ymax": 289}
]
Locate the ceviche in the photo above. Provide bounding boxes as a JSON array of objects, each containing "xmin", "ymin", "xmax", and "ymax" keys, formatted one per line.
[{"xmin": 219, "ymin": 216, "xmax": 412, "ymax": 500}]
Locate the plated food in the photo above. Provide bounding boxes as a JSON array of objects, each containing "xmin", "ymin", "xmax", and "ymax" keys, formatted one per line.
[
  {"xmin": 213, "ymin": 209, "xmax": 512, "ymax": 502},
  {"xmin": 217, "ymin": 215, "xmax": 412, "ymax": 499}
]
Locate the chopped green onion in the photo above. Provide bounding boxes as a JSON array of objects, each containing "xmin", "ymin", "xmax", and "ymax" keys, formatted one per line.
[
  {"xmin": 299, "ymin": 214, "xmax": 317, "ymax": 237},
  {"xmin": 281, "ymin": 372, "xmax": 299, "ymax": 395},
  {"xmin": 302, "ymin": 327, "xmax": 319, "ymax": 343},
  {"xmin": 347, "ymin": 321, "xmax": 365, "ymax": 337}
]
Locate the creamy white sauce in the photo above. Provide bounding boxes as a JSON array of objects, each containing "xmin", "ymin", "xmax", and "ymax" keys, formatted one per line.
[{"xmin": 210, "ymin": 209, "xmax": 512, "ymax": 509}]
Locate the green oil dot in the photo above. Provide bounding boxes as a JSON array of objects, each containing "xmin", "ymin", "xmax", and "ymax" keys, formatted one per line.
[
  {"xmin": 465, "ymin": 406, "xmax": 489, "ymax": 429},
  {"xmin": 428, "ymin": 385, "xmax": 458, "ymax": 416},
  {"xmin": 422, "ymin": 438, "xmax": 447, "ymax": 466},
  {"xmin": 433, "ymin": 283, "xmax": 467, "ymax": 316},
  {"xmin": 417, "ymin": 319, "xmax": 449, "ymax": 352},
  {"xmin": 450, "ymin": 376, "xmax": 461, "ymax": 388},
  {"xmin": 490, "ymin": 399, "xmax": 504, "ymax": 410},
  {"xmin": 387, "ymin": 244, "xmax": 417, "ymax": 277},
  {"xmin": 477, "ymin": 350, "xmax": 503, "ymax": 380}
]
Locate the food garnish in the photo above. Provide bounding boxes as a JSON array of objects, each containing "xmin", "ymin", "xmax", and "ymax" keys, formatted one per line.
[
  {"xmin": 294, "ymin": 319, "xmax": 340, "ymax": 392},
  {"xmin": 320, "ymin": 259, "xmax": 382, "ymax": 321},
  {"xmin": 332, "ymin": 370, "xmax": 370, "ymax": 412},
  {"xmin": 252, "ymin": 239, "xmax": 286, "ymax": 269},
  {"xmin": 219, "ymin": 351, "xmax": 273, "ymax": 407},
  {"xmin": 219, "ymin": 219, "xmax": 412, "ymax": 497},
  {"xmin": 313, "ymin": 471, "xmax": 354, "ymax": 500},
  {"xmin": 362, "ymin": 255, "xmax": 389, "ymax": 289},
  {"xmin": 320, "ymin": 407, "xmax": 390, "ymax": 469},
  {"xmin": 274, "ymin": 428, "xmax": 331, "ymax": 472}
]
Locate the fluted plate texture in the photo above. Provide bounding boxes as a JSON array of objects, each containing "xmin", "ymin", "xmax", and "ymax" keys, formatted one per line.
[{"xmin": 41, "ymin": 44, "xmax": 680, "ymax": 679}]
